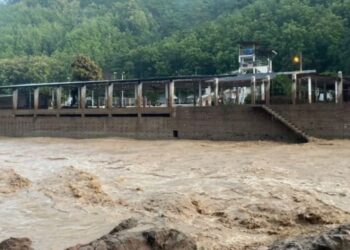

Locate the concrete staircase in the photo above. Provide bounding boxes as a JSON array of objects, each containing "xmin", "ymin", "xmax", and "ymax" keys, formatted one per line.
[{"xmin": 260, "ymin": 105, "xmax": 311, "ymax": 143}]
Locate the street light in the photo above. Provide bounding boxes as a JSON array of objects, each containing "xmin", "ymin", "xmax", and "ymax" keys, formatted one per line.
[
  {"xmin": 293, "ymin": 56, "xmax": 300, "ymax": 64},
  {"xmin": 292, "ymin": 52, "xmax": 303, "ymax": 72}
]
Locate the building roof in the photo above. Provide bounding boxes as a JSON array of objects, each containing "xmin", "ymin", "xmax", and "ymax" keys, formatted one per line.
[
  {"xmin": 0, "ymin": 74, "xmax": 237, "ymax": 89},
  {"xmin": 219, "ymin": 73, "xmax": 277, "ymax": 83}
]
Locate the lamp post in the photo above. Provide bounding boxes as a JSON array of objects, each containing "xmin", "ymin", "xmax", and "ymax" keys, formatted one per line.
[{"xmin": 195, "ymin": 67, "xmax": 199, "ymax": 76}]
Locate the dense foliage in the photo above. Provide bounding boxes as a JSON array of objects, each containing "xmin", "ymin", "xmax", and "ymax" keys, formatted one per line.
[
  {"xmin": 0, "ymin": 0, "xmax": 349, "ymax": 84},
  {"xmin": 71, "ymin": 55, "xmax": 102, "ymax": 81}
]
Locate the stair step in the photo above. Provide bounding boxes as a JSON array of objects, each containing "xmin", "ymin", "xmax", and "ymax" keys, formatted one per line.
[{"xmin": 261, "ymin": 105, "xmax": 309, "ymax": 142}]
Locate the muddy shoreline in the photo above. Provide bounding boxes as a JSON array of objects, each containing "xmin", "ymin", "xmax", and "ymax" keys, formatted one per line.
[{"xmin": 0, "ymin": 138, "xmax": 350, "ymax": 249}]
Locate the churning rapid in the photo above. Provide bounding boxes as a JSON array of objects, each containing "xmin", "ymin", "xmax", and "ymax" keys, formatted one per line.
[{"xmin": 0, "ymin": 137, "xmax": 350, "ymax": 249}]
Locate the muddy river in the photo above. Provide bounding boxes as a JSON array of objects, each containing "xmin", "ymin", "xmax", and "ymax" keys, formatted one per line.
[{"xmin": 0, "ymin": 137, "xmax": 350, "ymax": 249}]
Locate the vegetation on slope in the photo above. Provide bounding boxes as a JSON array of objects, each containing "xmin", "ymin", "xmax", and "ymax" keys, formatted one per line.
[{"xmin": 0, "ymin": 0, "xmax": 349, "ymax": 84}]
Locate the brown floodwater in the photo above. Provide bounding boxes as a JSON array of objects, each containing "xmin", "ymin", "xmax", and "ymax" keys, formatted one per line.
[{"xmin": 0, "ymin": 137, "xmax": 350, "ymax": 250}]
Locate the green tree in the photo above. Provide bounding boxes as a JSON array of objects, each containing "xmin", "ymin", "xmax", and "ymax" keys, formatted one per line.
[
  {"xmin": 0, "ymin": 56, "xmax": 67, "ymax": 85},
  {"xmin": 71, "ymin": 55, "xmax": 102, "ymax": 81}
]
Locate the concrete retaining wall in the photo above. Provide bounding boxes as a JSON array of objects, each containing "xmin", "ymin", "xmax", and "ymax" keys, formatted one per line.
[
  {"xmin": 1, "ymin": 105, "xmax": 347, "ymax": 141},
  {"xmin": 271, "ymin": 104, "xmax": 350, "ymax": 139},
  {"xmin": 0, "ymin": 106, "xmax": 299, "ymax": 142}
]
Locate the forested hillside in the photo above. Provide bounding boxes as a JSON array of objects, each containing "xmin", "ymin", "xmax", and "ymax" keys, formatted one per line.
[{"xmin": 0, "ymin": 0, "xmax": 349, "ymax": 84}]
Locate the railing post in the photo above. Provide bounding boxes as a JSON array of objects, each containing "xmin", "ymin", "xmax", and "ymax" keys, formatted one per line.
[
  {"xmin": 292, "ymin": 73, "xmax": 297, "ymax": 105},
  {"xmin": 337, "ymin": 71, "xmax": 343, "ymax": 104},
  {"xmin": 12, "ymin": 89, "xmax": 18, "ymax": 111},
  {"xmin": 308, "ymin": 77, "xmax": 312, "ymax": 104},
  {"xmin": 251, "ymin": 76, "xmax": 256, "ymax": 105},
  {"xmin": 265, "ymin": 75, "xmax": 271, "ymax": 105},
  {"xmin": 214, "ymin": 78, "xmax": 219, "ymax": 106}
]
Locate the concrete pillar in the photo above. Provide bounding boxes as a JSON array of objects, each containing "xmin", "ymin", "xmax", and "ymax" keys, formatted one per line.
[
  {"xmin": 51, "ymin": 89, "xmax": 55, "ymax": 108},
  {"xmin": 198, "ymin": 81, "xmax": 203, "ymax": 107},
  {"xmin": 315, "ymin": 80, "xmax": 318, "ymax": 102},
  {"xmin": 121, "ymin": 90, "xmax": 124, "ymax": 108},
  {"xmin": 12, "ymin": 89, "xmax": 18, "ymax": 111},
  {"xmin": 337, "ymin": 71, "xmax": 343, "ymax": 104},
  {"xmin": 143, "ymin": 96, "xmax": 147, "ymax": 107},
  {"xmin": 107, "ymin": 83, "xmax": 114, "ymax": 109},
  {"xmin": 207, "ymin": 85, "xmax": 212, "ymax": 106},
  {"xmin": 136, "ymin": 82, "xmax": 143, "ymax": 108},
  {"xmin": 236, "ymin": 87, "xmax": 240, "ymax": 104},
  {"xmin": 214, "ymin": 78, "xmax": 219, "ymax": 106},
  {"xmin": 56, "ymin": 87, "xmax": 62, "ymax": 109},
  {"xmin": 335, "ymin": 80, "xmax": 338, "ymax": 104},
  {"xmin": 193, "ymin": 82, "xmax": 197, "ymax": 107},
  {"xmin": 168, "ymin": 80, "xmax": 175, "ymax": 108},
  {"xmin": 298, "ymin": 79, "xmax": 302, "ymax": 101},
  {"xmin": 78, "ymin": 87, "xmax": 81, "ymax": 107},
  {"xmin": 265, "ymin": 76, "xmax": 271, "ymax": 105},
  {"xmin": 292, "ymin": 73, "xmax": 297, "ymax": 105},
  {"xmin": 261, "ymin": 81, "xmax": 265, "ymax": 101},
  {"xmin": 34, "ymin": 87, "xmax": 40, "ymax": 110},
  {"xmin": 251, "ymin": 76, "xmax": 256, "ymax": 105},
  {"xmin": 165, "ymin": 82, "xmax": 169, "ymax": 99},
  {"xmin": 308, "ymin": 77, "xmax": 312, "ymax": 104},
  {"xmin": 80, "ymin": 85, "xmax": 86, "ymax": 109},
  {"xmin": 104, "ymin": 85, "xmax": 108, "ymax": 107}
]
